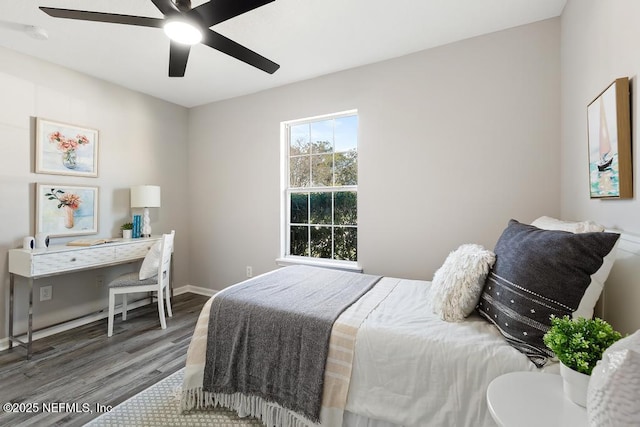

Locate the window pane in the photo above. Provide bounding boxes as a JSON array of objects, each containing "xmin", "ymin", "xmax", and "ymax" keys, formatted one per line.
[
  {"xmin": 310, "ymin": 192, "xmax": 332, "ymax": 224},
  {"xmin": 311, "ymin": 154, "xmax": 333, "ymax": 186},
  {"xmin": 290, "ymin": 156, "xmax": 310, "ymax": 187},
  {"xmin": 311, "ymin": 120, "xmax": 333, "ymax": 153},
  {"xmin": 290, "ymin": 193, "xmax": 308, "ymax": 224},
  {"xmin": 334, "ymin": 227, "xmax": 357, "ymax": 261},
  {"xmin": 290, "ymin": 123, "xmax": 310, "ymax": 155},
  {"xmin": 334, "ymin": 191, "xmax": 357, "ymax": 225},
  {"xmin": 334, "ymin": 151, "xmax": 357, "ymax": 186},
  {"xmin": 310, "ymin": 226, "xmax": 332, "ymax": 258},
  {"xmin": 285, "ymin": 112, "xmax": 357, "ymax": 263},
  {"xmin": 290, "ymin": 226, "xmax": 309, "ymax": 256},
  {"xmin": 334, "ymin": 115, "xmax": 357, "ymax": 153}
]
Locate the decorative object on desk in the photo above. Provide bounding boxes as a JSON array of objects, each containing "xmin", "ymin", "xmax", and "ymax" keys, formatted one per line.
[
  {"xmin": 543, "ymin": 315, "xmax": 622, "ymax": 407},
  {"xmin": 22, "ymin": 236, "xmax": 35, "ymax": 250},
  {"xmin": 67, "ymin": 238, "xmax": 117, "ymax": 246},
  {"xmin": 34, "ymin": 233, "xmax": 49, "ymax": 248},
  {"xmin": 130, "ymin": 185, "xmax": 161, "ymax": 238},
  {"xmin": 132, "ymin": 215, "xmax": 142, "ymax": 238},
  {"xmin": 121, "ymin": 222, "xmax": 133, "ymax": 239},
  {"xmin": 35, "ymin": 117, "xmax": 99, "ymax": 177},
  {"xmin": 36, "ymin": 184, "xmax": 98, "ymax": 237},
  {"xmin": 587, "ymin": 330, "xmax": 640, "ymax": 426},
  {"xmin": 587, "ymin": 77, "xmax": 632, "ymax": 199}
]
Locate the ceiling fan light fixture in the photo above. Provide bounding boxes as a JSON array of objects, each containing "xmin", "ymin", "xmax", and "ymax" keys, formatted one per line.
[{"xmin": 163, "ymin": 19, "xmax": 202, "ymax": 45}]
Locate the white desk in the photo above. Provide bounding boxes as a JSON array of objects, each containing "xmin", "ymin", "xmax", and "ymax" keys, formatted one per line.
[
  {"xmin": 487, "ymin": 372, "xmax": 587, "ymax": 427},
  {"xmin": 8, "ymin": 237, "xmax": 161, "ymax": 359}
]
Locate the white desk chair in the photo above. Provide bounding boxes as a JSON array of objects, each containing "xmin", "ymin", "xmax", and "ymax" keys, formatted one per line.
[{"xmin": 107, "ymin": 231, "xmax": 175, "ymax": 337}]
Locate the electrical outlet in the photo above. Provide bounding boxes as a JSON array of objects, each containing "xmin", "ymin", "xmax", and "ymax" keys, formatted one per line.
[
  {"xmin": 96, "ymin": 275, "xmax": 104, "ymax": 287},
  {"xmin": 40, "ymin": 285, "xmax": 52, "ymax": 301},
  {"xmin": 246, "ymin": 266, "xmax": 253, "ymax": 278}
]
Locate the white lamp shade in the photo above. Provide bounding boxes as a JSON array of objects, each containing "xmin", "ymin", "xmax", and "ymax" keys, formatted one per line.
[{"xmin": 130, "ymin": 185, "xmax": 161, "ymax": 208}]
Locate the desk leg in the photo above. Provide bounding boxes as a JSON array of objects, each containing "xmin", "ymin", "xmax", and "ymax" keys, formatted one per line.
[
  {"xmin": 27, "ymin": 278, "xmax": 33, "ymax": 360},
  {"xmin": 9, "ymin": 273, "xmax": 14, "ymax": 350}
]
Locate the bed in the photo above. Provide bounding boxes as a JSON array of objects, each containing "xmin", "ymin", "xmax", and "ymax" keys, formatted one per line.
[{"xmin": 180, "ymin": 218, "xmax": 632, "ymax": 427}]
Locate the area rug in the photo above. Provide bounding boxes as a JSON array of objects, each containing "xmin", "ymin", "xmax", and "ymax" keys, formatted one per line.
[{"xmin": 85, "ymin": 368, "xmax": 263, "ymax": 426}]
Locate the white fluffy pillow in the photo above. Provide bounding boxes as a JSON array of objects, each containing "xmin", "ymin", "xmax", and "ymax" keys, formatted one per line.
[
  {"xmin": 139, "ymin": 241, "xmax": 162, "ymax": 280},
  {"xmin": 430, "ymin": 244, "xmax": 496, "ymax": 322},
  {"xmin": 531, "ymin": 216, "xmax": 604, "ymax": 233}
]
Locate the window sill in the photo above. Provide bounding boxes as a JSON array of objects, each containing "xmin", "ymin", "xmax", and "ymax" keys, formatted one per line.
[{"xmin": 276, "ymin": 256, "xmax": 363, "ymax": 273}]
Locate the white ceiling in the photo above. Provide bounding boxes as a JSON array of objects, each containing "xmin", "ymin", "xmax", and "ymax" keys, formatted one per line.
[{"xmin": 0, "ymin": 0, "xmax": 566, "ymax": 108}]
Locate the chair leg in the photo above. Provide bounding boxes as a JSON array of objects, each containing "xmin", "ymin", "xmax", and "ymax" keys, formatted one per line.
[
  {"xmin": 122, "ymin": 294, "xmax": 127, "ymax": 321},
  {"xmin": 165, "ymin": 287, "xmax": 173, "ymax": 318},
  {"xmin": 157, "ymin": 288, "xmax": 167, "ymax": 330},
  {"xmin": 108, "ymin": 290, "xmax": 115, "ymax": 337}
]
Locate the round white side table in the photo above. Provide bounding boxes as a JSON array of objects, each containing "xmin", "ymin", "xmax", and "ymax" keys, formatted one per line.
[{"xmin": 486, "ymin": 372, "xmax": 587, "ymax": 427}]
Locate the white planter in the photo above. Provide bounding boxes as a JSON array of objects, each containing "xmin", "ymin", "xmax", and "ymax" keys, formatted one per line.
[
  {"xmin": 560, "ymin": 362, "xmax": 590, "ymax": 407},
  {"xmin": 122, "ymin": 229, "xmax": 133, "ymax": 239}
]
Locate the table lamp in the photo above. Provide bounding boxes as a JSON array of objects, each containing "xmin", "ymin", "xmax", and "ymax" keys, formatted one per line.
[{"xmin": 130, "ymin": 185, "xmax": 161, "ymax": 237}]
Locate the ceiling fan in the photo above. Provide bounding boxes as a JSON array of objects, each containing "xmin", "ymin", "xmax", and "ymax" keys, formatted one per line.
[{"xmin": 39, "ymin": 0, "xmax": 280, "ymax": 77}]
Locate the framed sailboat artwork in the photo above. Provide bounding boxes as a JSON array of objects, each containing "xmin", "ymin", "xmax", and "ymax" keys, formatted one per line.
[{"xmin": 587, "ymin": 77, "xmax": 632, "ymax": 199}]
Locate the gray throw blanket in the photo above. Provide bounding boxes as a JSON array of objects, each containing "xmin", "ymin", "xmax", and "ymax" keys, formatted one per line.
[{"xmin": 202, "ymin": 265, "xmax": 381, "ymax": 422}]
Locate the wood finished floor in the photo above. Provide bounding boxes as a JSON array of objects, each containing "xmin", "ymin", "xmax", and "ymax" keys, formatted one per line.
[{"xmin": 0, "ymin": 292, "xmax": 209, "ymax": 427}]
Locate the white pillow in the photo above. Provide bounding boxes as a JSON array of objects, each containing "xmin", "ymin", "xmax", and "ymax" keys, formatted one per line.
[
  {"xmin": 531, "ymin": 216, "xmax": 604, "ymax": 233},
  {"xmin": 139, "ymin": 241, "xmax": 162, "ymax": 280},
  {"xmin": 430, "ymin": 244, "xmax": 496, "ymax": 322},
  {"xmin": 588, "ymin": 330, "xmax": 640, "ymax": 426}
]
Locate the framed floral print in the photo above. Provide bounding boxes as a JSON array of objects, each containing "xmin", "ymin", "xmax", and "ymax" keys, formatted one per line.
[
  {"xmin": 36, "ymin": 184, "xmax": 98, "ymax": 237},
  {"xmin": 35, "ymin": 118, "xmax": 99, "ymax": 177}
]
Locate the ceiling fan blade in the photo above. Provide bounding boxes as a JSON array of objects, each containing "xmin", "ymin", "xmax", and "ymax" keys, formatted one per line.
[
  {"xmin": 202, "ymin": 29, "xmax": 279, "ymax": 74},
  {"xmin": 39, "ymin": 7, "xmax": 164, "ymax": 28},
  {"xmin": 168, "ymin": 41, "xmax": 191, "ymax": 77},
  {"xmin": 150, "ymin": 0, "xmax": 179, "ymax": 16},
  {"xmin": 189, "ymin": 0, "xmax": 274, "ymax": 27}
]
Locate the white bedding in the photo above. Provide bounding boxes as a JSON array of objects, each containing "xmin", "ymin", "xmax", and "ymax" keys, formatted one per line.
[
  {"xmin": 345, "ymin": 278, "xmax": 558, "ymax": 427},
  {"xmin": 182, "ymin": 274, "xmax": 558, "ymax": 427}
]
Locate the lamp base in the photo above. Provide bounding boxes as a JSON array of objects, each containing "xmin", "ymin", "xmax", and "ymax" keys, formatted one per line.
[{"xmin": 141, "ymin": 207, "xmax": 152, "ymax": 237}]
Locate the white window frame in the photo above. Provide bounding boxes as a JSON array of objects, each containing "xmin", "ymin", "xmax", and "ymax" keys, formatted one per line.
[{"xmin": 277, "ymin": 110, "xmax": 361, "ymax": 272}]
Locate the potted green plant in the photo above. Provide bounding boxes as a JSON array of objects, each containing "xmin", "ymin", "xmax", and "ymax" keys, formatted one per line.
[
  {"xmin": 543, "ymin": 315, "xmax": 622, "ymax": 407},
  {"xmin": 121, "ymin": 222, "xmax": 133, "ymax": 239}
]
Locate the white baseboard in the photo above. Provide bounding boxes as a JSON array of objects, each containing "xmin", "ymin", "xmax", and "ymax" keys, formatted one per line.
[
  {"xmin": 176, "ymin": 285, "xmax": 217, "ymax": 297},
  {"xmin": 0, "ymin": 287, "xmax": 216, "ymax": 353}
]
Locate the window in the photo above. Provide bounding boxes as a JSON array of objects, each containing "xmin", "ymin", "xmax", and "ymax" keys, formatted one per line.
[{"xmin": 282, "ymin": 111, "xmax": 358, "ymax": 265}]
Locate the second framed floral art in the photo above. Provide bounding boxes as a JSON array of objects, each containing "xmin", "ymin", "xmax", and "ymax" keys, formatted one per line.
[
  {"xmin": 35, "ymin": 118, "xmax": 99, "ymax": 177},
  {"xmin": 36, "ymin": 184, "xmax": 98, "ymax": 237}
]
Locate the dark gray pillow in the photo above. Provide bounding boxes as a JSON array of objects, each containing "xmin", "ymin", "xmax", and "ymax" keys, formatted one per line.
[{"xmin": 476, "ymin": 219, "xmax": 620, "ymax": 367}]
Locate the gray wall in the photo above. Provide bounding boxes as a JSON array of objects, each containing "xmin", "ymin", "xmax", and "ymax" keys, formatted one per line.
[
  {"xmin": 560, "ymin": 0, "xmax": 640, "ymax": 233},
  {"xmin": 188, "ymin": 18, "xmax": 561, "ymax": 291},
  {"xmin": 0, "ymin": 46, "xmax": 189, "ymax": 338}
]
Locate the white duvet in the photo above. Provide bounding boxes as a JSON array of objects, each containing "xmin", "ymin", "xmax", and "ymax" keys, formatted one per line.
[
  {"xmin": 182, "ymin": 274, "xmax": 558, "ymax": 427},
  {"xmin": 345, "ymin": 277, "xmax": 558, "ymax": 427}
]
